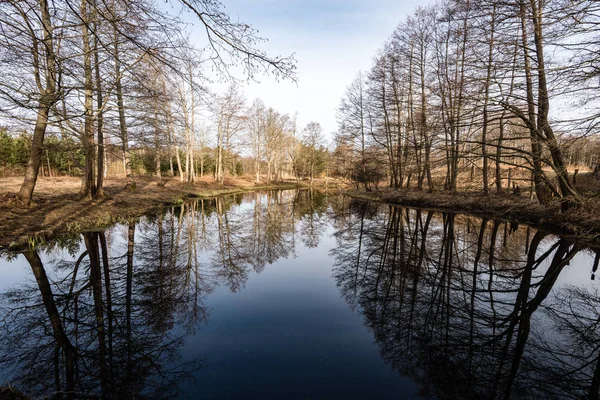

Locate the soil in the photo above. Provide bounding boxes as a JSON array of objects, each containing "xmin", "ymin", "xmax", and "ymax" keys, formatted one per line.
[{"xmin": 0, "ymin": 175, "xmax": 342, "ymax": 251}]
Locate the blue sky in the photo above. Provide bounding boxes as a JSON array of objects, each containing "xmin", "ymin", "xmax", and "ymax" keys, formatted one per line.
[{"xmin": 185, "ymin": 0, "xmax": 424, "ymax": 140}]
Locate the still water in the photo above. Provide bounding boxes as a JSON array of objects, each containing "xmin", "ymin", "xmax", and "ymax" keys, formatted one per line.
[{"xmin": 1, "ymin": 190, "xmax": 599, "ymax": 399}]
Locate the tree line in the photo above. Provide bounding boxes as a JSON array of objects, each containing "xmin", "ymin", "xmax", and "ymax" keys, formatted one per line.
[
  {"xmin": 0, "ymin": 92, "xmax": 332, "ymax": 186},
  {"xmin": 335, "ymin": 0, "xmax": 600, "ymax": 205},
  {"xmin": 0, "ymin": 0, "xmax": 299, "ymax": 204}
]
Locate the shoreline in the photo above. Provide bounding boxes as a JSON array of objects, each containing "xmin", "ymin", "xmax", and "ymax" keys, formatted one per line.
[
  {"xmin": 344, "ymin": 189, "xmax": 600, "ymax": 243},
  {"xmin": 2, "ymin": 176, "xmax": 599, "ymax": 251},
  {"xmin": 0, "ymin": 176, "xmax": 340, "ymax": 251}
]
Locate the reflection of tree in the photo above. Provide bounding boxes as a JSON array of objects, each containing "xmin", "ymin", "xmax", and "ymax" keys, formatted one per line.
[
  {"xmin": 294, "ymin": 189, "xmax": 328, "ymax": 248},
  {"xmin": 206, "ymin": 190, "xmax": 327, "ymax": 290},
  {"xmin": 243, "ymin": 192, "xmax": 295, "ymax": 272},
  {"xmin": 537, "ymin": 285, "xmax": 600, "ymax": 399},
  {"xmin": 1, "ymin": 189, "xmax": 331, "ymax": 397},
  {"xmin": 0, "ymin": 223, "xmax": 201, "ymax": 398},
  {"xmin": 331, "ymin": 201, "xmax": 600, "ymax": 399},
  {"xmin": 214, "ymin": 195, "xmax": 251, "ymax": 292},
  {"xmin": 22, "ymin": 249, "xmax": 76, "ymax": 397}
]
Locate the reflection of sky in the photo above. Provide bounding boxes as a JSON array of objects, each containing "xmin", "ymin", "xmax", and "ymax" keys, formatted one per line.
[
  {"xmin": 473, "ymin": 236, "xmax": 600, "ymax": 341},
  {"xmin": 556, "ymin": 248, "xmax": 599, "ymax": 288},
  {"xmin": 0, "ymin": 244, "xmax": 86, "ymax": 293},
  {"xmin": 179, "ymin": 223, "xmax": 416, "ymax": 399},
  {"xmin": 0, "ymin": 234, "xmax": 112, "ymax": 293},
  {"xmin": 0, "ymin": 255, "xmax": 30, "ymax": 293},
  {"xmin": 2, "ymin": 194, "xmax": 600, "ymax": 398}
]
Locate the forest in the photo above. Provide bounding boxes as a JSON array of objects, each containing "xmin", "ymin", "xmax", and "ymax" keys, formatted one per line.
[
  {"xmin": 1, "ymin": 0, "xmax": 600, "ymax": 243},
  {"xmin": 0, "ymin": 0, "xmax": 327, "ymax": 205},
  {"xmin": 335, "ymin": 0, "xmax": 600, "ymax": 206}
]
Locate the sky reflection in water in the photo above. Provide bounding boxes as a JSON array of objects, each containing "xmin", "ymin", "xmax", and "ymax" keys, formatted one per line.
[{"xmin": 0, "ymin": 190, "xmax": 599, "ymax": 399}]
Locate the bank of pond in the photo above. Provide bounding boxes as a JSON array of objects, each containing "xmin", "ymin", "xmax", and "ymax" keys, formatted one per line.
[{"xmin": 0, "ymin": 190, "xmax": 599, "ymax": 399}]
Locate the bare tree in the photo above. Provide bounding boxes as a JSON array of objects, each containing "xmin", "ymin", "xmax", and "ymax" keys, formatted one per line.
[
  {"xmin": 337, "ymin": 71, "xmax": 371, "ymax": 189},
  {"xmin": 246, "ymin": 99, "xmax": 266, "ymax": 183},
  {"xmin": 0, "ymin": 0, "xmax": 61, "ymax": 204},
  {"xmin": 213, "ymin": 85, "xmax": 245, "ymax": 184},
  {"xmin": 301, "ymin": 122, "xmax": 325, "ymax": 185},
  {"xmin": 0, "ymin": 0, "xmax": 297, "ymax": 203}
]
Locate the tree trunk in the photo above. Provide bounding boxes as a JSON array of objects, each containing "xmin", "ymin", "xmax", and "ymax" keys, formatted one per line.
[
  {"xmin": 200, "ymin": 129, "xmax": 205, "ymax": 178},
  {"xmin": 518, "ymin": 0, "xmax": 551, "ymax": 205},
  {"xmin": 154, "ymin": 90, "xmax": 162, "ymax": 179},
  {"xmin": 19, "ymin": 0, "xmax": 57, "ymax": 205},
  {"xmin": 20, "ymin": 106, "xmax": 52, "ymax": 204},
  {"xmin": 481, "ymin": 5, "xmax": 497, "ymax": 196},
  {"xmin": 217, "ymin": 124, "xmax": 224, "ymax": 184},
  {"xmin": 46, "ymin": 149, "xmax": 53, "ymax": 178},
  {"xmin": 175, "ymin": 145, "xmax": 184, "ymax": 182},
  {"xmin": 80, "ymin": 0, "xmax": 96, "ymax": 200},
  {"xmin": 189, "ymin": 63, "xmax": 196, "ymax": 183},
  {"xmin": 94, "ymin": 27, "xmax": 105, "ymax": 198},
  {"xmin": 528, "ymin": 0, "xmax": 577, "ymax": 202},
  {"xmin": 113, "ymin": 18, "xmax": 133, "ymax": 186}
]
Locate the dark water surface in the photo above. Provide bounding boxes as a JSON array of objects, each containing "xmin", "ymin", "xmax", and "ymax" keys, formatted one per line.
[{"xmin": 1, "ymin": 190, "xmax": 599, "ymax": 399}]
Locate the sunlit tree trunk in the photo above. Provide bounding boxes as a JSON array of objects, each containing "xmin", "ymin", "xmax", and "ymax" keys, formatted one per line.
[
  {"xmin": 528, "ymin": 0, "xmax": 577, "ymax": 202},
  {"xmin": 480, "ymin": 4, "xmax": 497, "ymax": 196},
  {"xmin": 19, "ymin": 0, "xmax": 58, "ymax": 205},
  {"xmin": 79, "ymin": 0, "xmax": 96, "ymax": 199},
  {"xmin": 518, "ymin": 0, "xmax": 551, "ymax": 205},
  {"xmin": 112, "ymin": 17, "xmax": 133, "ymax": 186},
  {"xmin": 154, "ymin": 87, "xmax": 162, "ymax": 179},
  {"xmin": 94, "ymin": 25, "xmax": 105, "ymax": 198}
]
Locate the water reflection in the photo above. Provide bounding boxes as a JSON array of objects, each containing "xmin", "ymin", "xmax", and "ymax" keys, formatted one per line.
[
  {"xmin": 0, "ymin": 190, "xmax": 330, "ymax": 399},
  {"xmin": 0, "ymin": 191, "xmax": 599, "ymax": 399},
  {"xmin": 1, "ymin": 226, "xmax": 201, "ymax": 399},
  {"xmin": 330, "ymin": 199, "xmax": 600, "ymax": 400}
]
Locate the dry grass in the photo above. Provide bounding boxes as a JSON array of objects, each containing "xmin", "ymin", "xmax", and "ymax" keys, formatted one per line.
[
  {"xmin": 422, "ymin": 166, "xmax": 600, "ymax": 196},
  {"xmin": 0, "ymin": 175, "xmax": 329, "ymax": 250}
]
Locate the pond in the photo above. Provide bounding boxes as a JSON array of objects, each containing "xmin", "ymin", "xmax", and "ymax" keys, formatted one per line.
[{"xmin": 1, "ymin": 190, "xmax": 599, "ymax": 399}]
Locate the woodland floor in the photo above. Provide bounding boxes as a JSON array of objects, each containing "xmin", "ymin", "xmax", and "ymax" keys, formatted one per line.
[{"xmin": 0, "ymin": 175, "xmax": 338, "ymax": 251}]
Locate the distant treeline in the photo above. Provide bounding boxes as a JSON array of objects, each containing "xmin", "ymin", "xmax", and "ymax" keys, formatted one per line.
[{"xmin": 0, "ymin": 124, "xmax": 332, "ymax": 183}]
